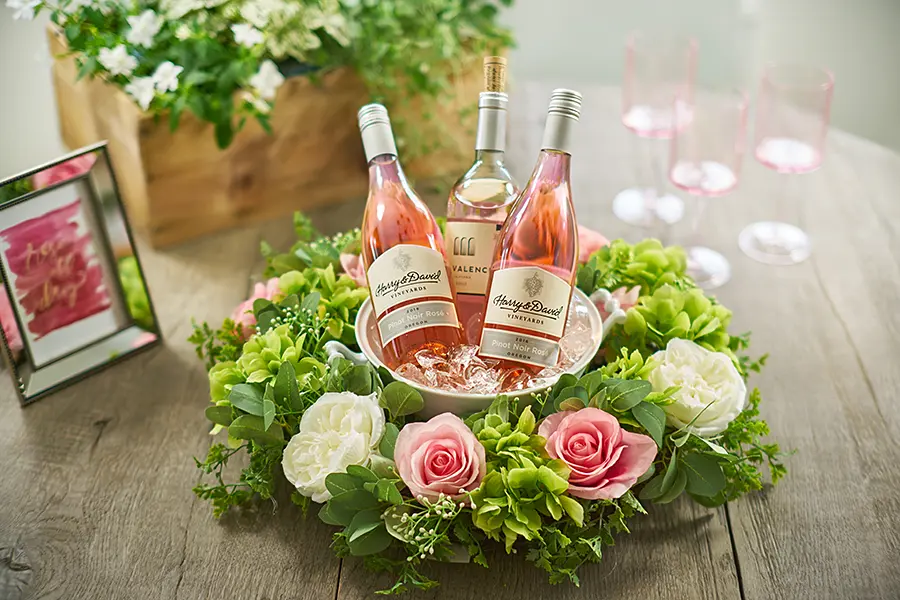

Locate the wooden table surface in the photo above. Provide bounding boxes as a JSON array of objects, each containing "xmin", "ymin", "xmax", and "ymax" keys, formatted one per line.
[{"xmin": 3, "ymin": 84, "xmax": 900, "ymax": 600}]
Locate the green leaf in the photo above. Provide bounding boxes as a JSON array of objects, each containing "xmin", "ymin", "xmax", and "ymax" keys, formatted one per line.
[
  {"xmin": 330, "ymin": 489, "xmax": 381, "ymax": 512},
  {"xmin": 695, "ymin": 437, "xmax": 741, "ymax": 462},
  {"xmin": 253, "ymin": 298, "xmax": 274, "ymax": 314},
  {"xmin": 227, "ymin": 415, "xmax": 283, "ymax": 446},
  {"xmin": 75, "ymin": 56, "xmax": 96, "ymax": 81},
  {"xmin": 655, "ymin": 469, "xmax": 687, "ymax": 504},
  {"xmin": 348, "ymin": 521, "xmax": 392, "ymax": 556},
  {"xmin": 639, "ymin": 472, "xmax": 665, "ymax": 501},
  {"xmin": 559, "ymin": 496, "xmax": 584, "ymax": 526},
  {"xmin": 604, "ymin": 379, "xmax": 652, "ymax": 411},
  {"xmin": 375, "ymin": 480, "xmax": 404, "ymax": 505},
  {"xmin": 681, "ymin": 452, "xmax": 727, "ymax": 497},
  {"xmin": 346, "ymin": 465, "xmax": 379, "ymax": 483},
  {"xmin": 228, "ymin": 383, "xmax": 264, "ymax": 416},
  {"xmin": 379, "ymin": 423, "xmax": 400, "ymax": 460},
  {"xmin": 274, "ymin": 361, "xmax": 303, "ymax": 410},
  {"xmin": 205, "ymin": 405, "xmax": 232, "ymax": 426},
  {"xmin": 347, "ymin": 508, "xmax": 384, "ymax": 543},
  {"xmin": 661, "ymin": 449, "xmax": 679, "ymax": 494},
  {"xmin": 169, "ymin": 96, "xmax": 187, "ymax": 132},
  {"xmin": 319, "ymin": 501, "xmax": 350, "ymax": 526},
  {"xmin": 632, "ymin": 401, "xmax": 666, "ymax": 448},
  {"xmin": 346, "ymin": 365, "xmax": 378, "ymax": 396},
  {"xmin": 214, "ymin": 119, "xmax": 234, "ymax": 149},
  {"xmin": 379, "ymin": 381, "xmax": 424, "ymax": 419},
  {"xmin": 325, "ymin": 472, "xmax": 363, "ymax": 497},
  {"xmin": 262, "ymin": 398, "xmax": 275, "ymax": 430},
  {"xmin": 301, "ymin": 291, "xmax": 321, "ymax": 313},
  {"xmin": 575, "ymin": 370, "xmax": 606, "ymax": 398}
]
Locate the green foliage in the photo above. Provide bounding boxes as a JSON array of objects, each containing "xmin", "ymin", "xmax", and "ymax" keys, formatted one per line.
[
  {"xmin": 36, "ymin": 1, "xmax": 514, "ymax": 152},
  {"xmin": 466, "ymin": 399, "xmax": 579, "ymax": 551},
  {"xmin": 0, "ymin": 177, "xmax": 32, "ymax": 203},
  {"xmin": 576, "ymin": 238, "xmax": 691, "ymax": 297},
  {"xmin": 118, "ymin": 256, "xmax": 155, "ymax": 330},
  {"xmin": 525, "ymin": 493, "xmax": 645, "ymax": 585},
  {"xmin": 189, "ymin": 318, "xmax": 245, "ymax": 370}
]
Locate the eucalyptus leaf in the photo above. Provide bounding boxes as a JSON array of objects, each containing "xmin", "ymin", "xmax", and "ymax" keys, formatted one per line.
[
  {"xmin": 205, "ymin": 405, "xmax": 233, "ymax": 427},
  {"xmin": 262, "ymin": 398, "xmax": 276, "ymax": 430},
  {"xmin": 227, "ymin": 415, "xmax": 283, "ymax": 446},
  {"xmin": 681, "ymin": 452, "xmax": 727, "ymax": 497},
  {"xmin": 655, "ymin": 469, "xmax": 687, "ymax": 504},
  {"xmin": 325, "ymin": 472, "xmax": 363, "ymax": 497},
  {"xmin": 379, "ymin": 382, "xmax": 424, "ymax": 419},
  {"xmin": 319, "ymin": 501, "xmax": 351, "ymax": 527},
  {"xmin": 228, "ymin": 383, "xmax": 264, "ymax": 416},
  {"xmin": 604, "ymin": 379, "xmax": 652, "ymax": 411},
  {"xmin": 346, "ymin": 465, "xmax": 379, "ymax": 483},
  {"xmin": 375, "ymin": 480, "xmax": 404, "ymax": 505},
  {"xmin": 379, "ymin": 423, "xmax": 400, "ymax": 460},
  {"xmin": 348, "ymin": 521, "xmax": 392, "ymax": 556},
  {"xmin": 345, "ymin": 365, "xmax": 378, "ymax": 396},
  {"xmin": 632, "ymin": 401, "xmax": 666, "ymax": 448},
  {"xmin": 301, "ymin": 291, "xmax": 321, "ymax": 313}
]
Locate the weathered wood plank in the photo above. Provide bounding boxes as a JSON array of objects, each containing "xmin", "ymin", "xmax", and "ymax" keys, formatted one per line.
[{"xmin": 705, "ymin": 129, "xmax": 900, "ymax": 599}]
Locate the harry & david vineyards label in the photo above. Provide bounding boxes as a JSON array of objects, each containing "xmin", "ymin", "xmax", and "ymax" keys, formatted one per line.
[
  {"xmin": 479, "ymin": 266, "xmax": 571, "ymax": 367},
  {"xmin": 366, "ymin": 244, "xmax": 459, "ymax": 345}
]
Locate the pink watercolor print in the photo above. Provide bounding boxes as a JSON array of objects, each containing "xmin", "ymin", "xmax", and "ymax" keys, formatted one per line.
[{"xmin": 1, "ymin": 200, "xmax": 111, "ymax": 340}]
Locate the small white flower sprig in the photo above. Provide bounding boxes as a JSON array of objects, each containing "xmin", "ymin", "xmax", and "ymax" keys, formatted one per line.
[{"xmin": 391, "ymin": 491, "xmax": 478, "ymax": 562}]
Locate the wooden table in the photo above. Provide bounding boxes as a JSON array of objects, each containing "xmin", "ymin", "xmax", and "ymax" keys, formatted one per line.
[{"xmin": 3, "ymin": 84, "xmax": 900, "ymax": 600}]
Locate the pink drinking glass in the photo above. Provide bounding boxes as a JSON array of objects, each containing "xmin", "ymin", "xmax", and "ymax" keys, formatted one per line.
[
  {"xmin": 669, "ymin": 89, "xmax": 748, "ymax": 289},
  {"xmin": 613, "ymin": 31, "xmax": 697, "ymax": 228},
  {"xmin": 739, "ymin": 64, "xmax": 834, "ymax": 265}
]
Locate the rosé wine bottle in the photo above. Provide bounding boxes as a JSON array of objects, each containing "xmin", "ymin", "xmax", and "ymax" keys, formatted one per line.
[
  {"xmin": 358, "ymin": 104, "xmax": 463, "ymax": 369},
  {"xmin": 478, "ymin": 89, "xmax": 582, "ymax": 372},
  {"xmin": 446, "ymin": 57, "xmax": 519, "ymax": 344}
]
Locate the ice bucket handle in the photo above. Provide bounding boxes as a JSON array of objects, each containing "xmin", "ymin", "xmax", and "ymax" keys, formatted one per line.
[
  {"xmin": 323, "ymin": 340, "xmax": 369, "ymax": 367},
  {"xmin": 589, "ymin": 289, "xmax": 628, "ymax": 343}
]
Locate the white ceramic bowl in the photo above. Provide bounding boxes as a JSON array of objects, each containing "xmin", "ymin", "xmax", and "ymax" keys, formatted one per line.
[{"xmin": 324, "ymin": 288, "xmax": 625, "ymax": 418}]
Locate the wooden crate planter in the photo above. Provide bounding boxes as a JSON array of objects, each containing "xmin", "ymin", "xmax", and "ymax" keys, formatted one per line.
[{"xmin": 47, "ymin": 28, "xmax": 479, "ymax": 247}]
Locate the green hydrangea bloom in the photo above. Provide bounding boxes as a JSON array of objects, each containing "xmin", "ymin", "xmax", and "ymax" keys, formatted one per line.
[
  {"xmin": 611, "ymin": 284, "xmax": 734, "ymax": 360},
  {"xmin": 237, "ymin": 324, "xmax": 302, "ymax": 383},
  {"xmin": 577, "ymin": 238, "xmax": 690, "ymax": 296},
  {"xmin": 208, "ymin": 361, "xmax": 246, "ymax": 401},
  {"xmin": 470, "ymin": 405, "xmax": 584, "ymax": 551}
]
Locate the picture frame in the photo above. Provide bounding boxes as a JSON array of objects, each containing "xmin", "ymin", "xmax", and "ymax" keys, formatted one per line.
[{"xmin": 0, "ymin": 142, "xmax": 162, "ymax": 404}]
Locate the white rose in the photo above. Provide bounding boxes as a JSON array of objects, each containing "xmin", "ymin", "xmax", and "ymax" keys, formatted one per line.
[
  {"xmin": 648, "ymin": 339, "xmax": 746, "ymax": 437},
  {"xmin": 282, "ymin": 392, "xmax": 385, "ymax": 502}
]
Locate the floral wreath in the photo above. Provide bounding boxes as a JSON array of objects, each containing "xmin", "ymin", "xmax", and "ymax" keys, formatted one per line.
[{"xmin": 190, "ymin": 213, "xmax": 786, "ymax": 593}]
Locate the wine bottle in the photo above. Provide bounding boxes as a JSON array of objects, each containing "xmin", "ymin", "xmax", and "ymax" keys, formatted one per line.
[
  {"xmin": 358, "ymin": 104, "xmax": 463, "ymax": 368},
  {"xmin": 477, "ymin": 89, "xmax": 583, "ymax": 370},
  {"xmin": 446, "ymin": 56, "xmax": 519, "ymax": 343}
]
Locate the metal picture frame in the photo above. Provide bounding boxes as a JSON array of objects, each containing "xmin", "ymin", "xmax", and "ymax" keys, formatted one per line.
[{"xmin": 0, "ymin": 142, "xmax": 162, "ymax": 405}]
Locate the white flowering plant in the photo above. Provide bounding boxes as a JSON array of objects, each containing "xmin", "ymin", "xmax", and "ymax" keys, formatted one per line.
[
  {"xmin": 186, "ymin": 215, "xmax": 787, "ymax": 593},
  {"xmin": 10, "ymin": 0, "xmax": 514, "ymax": 148}
]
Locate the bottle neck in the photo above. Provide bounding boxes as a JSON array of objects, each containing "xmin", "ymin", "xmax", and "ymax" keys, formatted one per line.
[
  {"xmin": 541, "ymin": 114, "xmax": 577, "ymax": 155},
  {"xmin": 474, "ymin": 104, "xmax": 507, "ymax": 152},
  {"xmin": 367, "ymin": 153, "xmax": 408, "ymax": 189},
  {"xmin": 473, "ymin": 149, "xmax": 506, "ymax": 166},
  {"xmin": 529, "ymin": 149, "xmax": 571, "ymax": 187}
]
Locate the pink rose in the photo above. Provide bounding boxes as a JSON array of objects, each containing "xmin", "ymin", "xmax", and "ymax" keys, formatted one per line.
[
  {"xmin": 33, "ymin": 154, "xmax": 97, "ymax": 190},
  {"xmin": 597, "ymin": 285, "xmax": 641, "ymax": 320},
  {"xmin": 231, "ymin": 277, "xmax": 281, "ymax": 339},
  {"xmin": 539, "ymin": 408, "xmax": 656, "ymax": 500},
  {"xmin": 394, "ymin": 413, "xmax": 486, "ymax": 501},
  {"xmin": 577, "ymin": 224, "xmax": 610, "ymax": 264},
  {"xmin": 0, "ymin": 289, "xmax": 23, "ymax": 355},
  {"xmin": 339, "ymin": 253, "xmax": 367, "ymax": 287}
]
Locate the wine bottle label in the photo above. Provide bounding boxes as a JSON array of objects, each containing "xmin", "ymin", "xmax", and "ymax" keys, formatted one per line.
[
  {"xmin": 479, "ymin": 266, "xmax": 572, "ymax": 367},
  {"xmin": 367, "ymin": 244, "xmax": 459, "ymax": 345},
  {"xmin": 444, "ymin": 219, "xmax": 501, "ymax": 295}
]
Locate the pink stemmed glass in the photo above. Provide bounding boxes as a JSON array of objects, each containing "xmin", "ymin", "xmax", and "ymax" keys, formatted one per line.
[
  {"xmin": 613, "ymin": 31, "xmax": 697, "ymax": 228},
  {"xmin": 739, "ymin": 64, "xmax": 834, "ymax": 265},
  {"xmin": 669, "ymin": 89, "xmax": 749, "ymax": 289}
]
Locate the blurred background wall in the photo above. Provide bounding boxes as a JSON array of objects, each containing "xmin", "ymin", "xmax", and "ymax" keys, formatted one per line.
[{"xmin": 2, "ymin": 0, "xmax": 899, "ymax": 178}]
